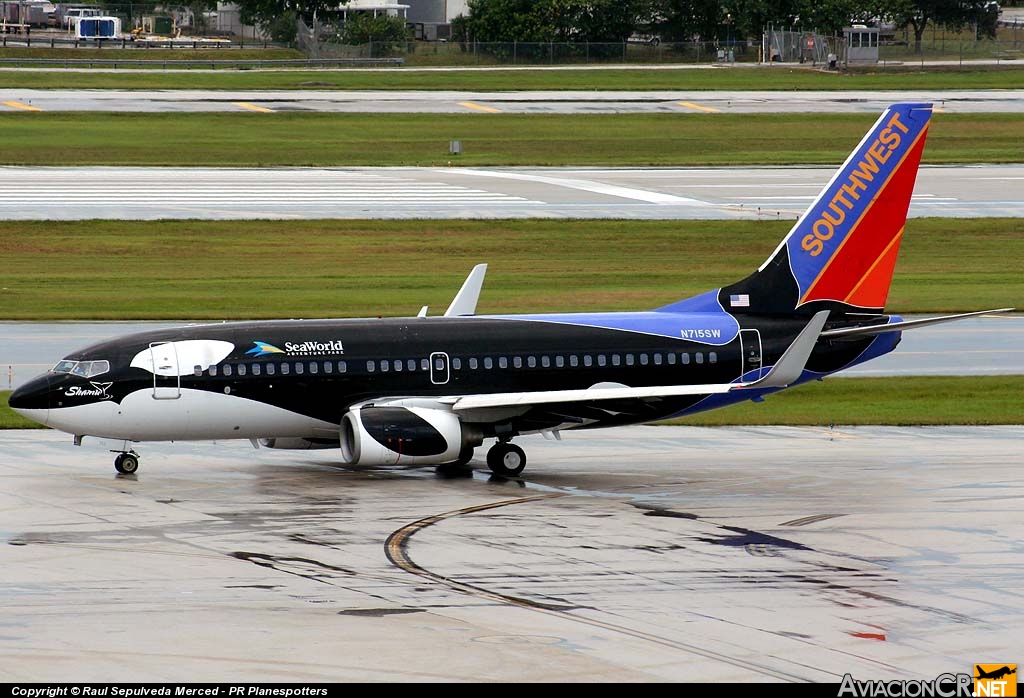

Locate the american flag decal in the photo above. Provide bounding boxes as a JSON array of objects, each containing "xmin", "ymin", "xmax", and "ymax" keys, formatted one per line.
[{"xmin": 730, "ymin": 294, "xmax": 750, "ymax": 308}]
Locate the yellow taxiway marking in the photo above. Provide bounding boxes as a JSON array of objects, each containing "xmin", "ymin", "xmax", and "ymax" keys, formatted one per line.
[
  {"xmin": 233, "ymin": 102, "xmax": 275, "ymax": 113},
  {"xmin": 457, "ymin": 101, "xmax": 502, "ymax": 113},
  {"xmin": 677, "ymin": 101, "xmax": 721, "ymax": 113},
  {"xmin": 3, "ymin": 100, "xmax": 41, "ymax": 111}
]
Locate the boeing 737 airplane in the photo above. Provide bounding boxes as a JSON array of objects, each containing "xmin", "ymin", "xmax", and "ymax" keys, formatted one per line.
[{"xmin": 8, "ymin": 103, "xmax": 1011, "ymax": 477}]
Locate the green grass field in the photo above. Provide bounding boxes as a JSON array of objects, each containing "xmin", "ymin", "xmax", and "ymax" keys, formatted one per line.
[
  {"xmin": 4, "ymin": 376, "xmax": 1023, "ymax": 429},
  {"xmin": 0, "ymin": 112, "xmax": 1021, "ymax": 166},
  {"xmin": 0, "ymin": 63, "xmax": 1023, "ymax": 90},
  {"xmin": 675, "ymin": 376, "xmax": 1024, "ymax": 426},
  {"xmin": 1, "ymin": 218, "xmax": 1020, "ymax": 320}
]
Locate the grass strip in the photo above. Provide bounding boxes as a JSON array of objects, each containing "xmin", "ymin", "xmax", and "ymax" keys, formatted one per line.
[
  {"xmin": 0, "ymin": 112, "xmax": 1021, "ymax": 166},
  {"xmin": 4, "ymin": 376, "xmax": 1023, "ymax": 430},
  {"xmin": 1, "ymin": 64, "xmax": 1024, "ymax": 90},
  {"xmin": 1, "ymin": 219, "xmax": 1021, "ymax": 320}
]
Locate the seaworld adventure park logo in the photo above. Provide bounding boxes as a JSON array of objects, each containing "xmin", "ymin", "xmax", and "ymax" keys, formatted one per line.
[{"xmin": 246, "ymin": 340, "xmax": 345, "ymax": 358}]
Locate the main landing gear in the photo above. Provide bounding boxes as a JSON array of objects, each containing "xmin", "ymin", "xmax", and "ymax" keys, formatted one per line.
[
  {"xmin": 113, "ymin": 450, "xmax": 140, "ymax": 474},
  {"xmin": 486, "ymin": 441, "xmax": 526, "ymax": 477}
]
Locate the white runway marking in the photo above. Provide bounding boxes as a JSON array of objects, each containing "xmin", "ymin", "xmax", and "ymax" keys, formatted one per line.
[{"xmin": 439, "ymin": 167, "xmax": 706, "ymax": 205}]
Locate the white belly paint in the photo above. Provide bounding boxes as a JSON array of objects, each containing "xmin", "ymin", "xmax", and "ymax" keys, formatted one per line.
[{"xmin": 45, "ymin": 388, "xmax": 336, "ymax": 442}]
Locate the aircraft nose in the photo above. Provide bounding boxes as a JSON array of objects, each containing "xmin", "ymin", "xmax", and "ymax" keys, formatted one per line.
[{"xmin": 8, "ymin": 374, "xmax": 50, "ymax": 425}]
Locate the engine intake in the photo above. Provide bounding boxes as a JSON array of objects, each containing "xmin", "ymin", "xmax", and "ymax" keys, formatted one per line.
[{"xmin": 340, "ymin": 405, "xmax": 479, "ymax": 465}]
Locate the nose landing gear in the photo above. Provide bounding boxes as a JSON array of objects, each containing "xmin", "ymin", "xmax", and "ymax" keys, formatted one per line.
[{"xmin": 114, "ymin": 450, "xmax": 140, "ymax": 474}]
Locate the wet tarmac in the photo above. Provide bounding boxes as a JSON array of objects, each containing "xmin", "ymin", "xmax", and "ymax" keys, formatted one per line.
[{"xmin": 0, "ymin": 425, "xmax": 1020, "ymax": 681}]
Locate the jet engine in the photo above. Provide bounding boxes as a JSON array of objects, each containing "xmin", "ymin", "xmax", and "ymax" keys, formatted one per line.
[{"xmin": 340, "ymin": 404, "xmax": 481, "ymax": 465}]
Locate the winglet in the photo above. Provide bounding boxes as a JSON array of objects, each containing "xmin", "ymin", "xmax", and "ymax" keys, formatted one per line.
[
  {"xmin": 417, "ymin": 305, "xmax": 429, "ymax": 318},
  {"xmin": 444, "ymin": 263, "xmax": 488, "ymax": 317},
  {"xmin": 739, "ymin": 310, "xmax": 830, "ymax": 389}
]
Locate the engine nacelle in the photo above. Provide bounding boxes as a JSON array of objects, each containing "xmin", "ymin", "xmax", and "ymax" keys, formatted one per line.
[
  {"xmin": 259, "ymin": 437, "xmax": 338, "ymax": 450},
  {"xmin": 340, "ymin": 404, "xmax": 478, "ymax": 465}
]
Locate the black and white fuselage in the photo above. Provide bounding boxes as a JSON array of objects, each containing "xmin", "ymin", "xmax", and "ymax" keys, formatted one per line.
[{"xmin": 10, "ymin": 102, "xmax": 1007, "ymax": 476}]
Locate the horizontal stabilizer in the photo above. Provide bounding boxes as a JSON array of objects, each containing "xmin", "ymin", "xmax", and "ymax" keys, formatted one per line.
[{"xmin": 820, "ymin": 308, "xmax": 1015, "ymax": 339}]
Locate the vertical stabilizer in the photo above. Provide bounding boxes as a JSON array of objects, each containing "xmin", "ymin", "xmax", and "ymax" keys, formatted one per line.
[{"xmin": 716, "ymin": 103, "xmax": 933, "ymax": 315}]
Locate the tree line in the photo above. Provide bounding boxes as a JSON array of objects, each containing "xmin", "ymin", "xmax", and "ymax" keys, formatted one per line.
[
  {"xmin": 223, "ymin": 0, "xmax": 1001, "ymax": 48},
  {"xmin": 451, "ymin": 0, "xmax": 1001, "ymax": 47}
]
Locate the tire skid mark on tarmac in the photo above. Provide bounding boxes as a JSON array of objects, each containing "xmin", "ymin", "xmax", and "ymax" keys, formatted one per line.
[{"xmin": 384, "ymin": 492, "xmax": 815, "ymax": 683}]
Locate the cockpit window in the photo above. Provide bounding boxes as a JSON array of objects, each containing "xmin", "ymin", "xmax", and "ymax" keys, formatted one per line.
[{"xmin": 51, "ymin": 359, "xmax": 110, "ymax": 378}]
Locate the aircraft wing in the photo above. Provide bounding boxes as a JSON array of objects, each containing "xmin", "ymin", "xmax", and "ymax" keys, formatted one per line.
[{"xmin": 445, "ymin": 311, "xmax": 830, "ymax": 412}]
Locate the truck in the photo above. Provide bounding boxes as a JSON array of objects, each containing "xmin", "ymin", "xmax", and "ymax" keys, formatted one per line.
[
  {"xmin": 61, "ymin": 5, "xmax": 101, "ymax": 30},
  {"xmin": 1, "ymin": 1, "xmax": 57, "ymax": 28}
]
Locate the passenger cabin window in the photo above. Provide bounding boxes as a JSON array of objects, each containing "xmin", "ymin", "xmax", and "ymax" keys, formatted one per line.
[
  {"xmin": 470, "ymin": 358, "xmax": 479, "ymax": 370},
  {"xmin": 452, "ymin": 358, "xmax": 462, "ymax": 370},
  {"xmin": 309, "ymin": 362, "xmax": 318, "ymax": 374},
  {"xmin": 513, "ymin": 356, "xmax": 522, "ymax": 369},
  {"xmin": 366, "ymin": 360, "xmax": 375, "ymax": 373},
  {"xmin": 654, "ymin": 353, "xmax": 663, "ymax": 365},
  {"xmin": 394, "ymin": 359, "xmax": 403, "ymax": 372},
  {"xmin": 681, "ymin": 353, "xmax": 690, "ymax": 365},
  {"xmin": 209, "ymin": 365, "xmax": 218, "ymax": 376},
  {"xmin": 556, "ymin": 356, "xmax": 565, "ymax": 368},
  {"xmin": 338, "ymin": 361, "xmax": 347, "ymax": 373},
  {"xmin": 380, "ymin": 360, "xmax": 389, "ymax": 373},
  {"xmin": 570, "ymin": 355, "xmax": 579, "ymax": 367},
  {"xmin": 324, "ymin": 362, "xmax": 332, "ymax": 374},
  {"xmin": 267, "ymin": 364, "xmax": 275, "ymax": 376},
  {"xmin": 223, "ymin": 365, "xmax": 233, "ymax": 377},
  {"xmin": 612, "ymin": 354, "xmax": 621, "ymax": 366},
  {"xmin": 406, "ymin": 359, "xmax": 415, "ymax": 372},
  {"xmin": 640, "ymin": 354, "xmax": 649, "ymax": 366},
  {"xmin": 667, "ymin": 353, "xmax": 676, "ymax": 365},
  {"xmin": 484, "ymin": 357, "xmax": 493, "ymax": 369},
  {"xmin": 421, "ymin": 358, "xmax": 429, "ymax": 371},
  {"xmin": 597, "ymin": 355, "xmax": 606, "ymax": 367},
  {"xmin": 499, "ymin": 357, "xmax": 508, "ymax": 369},
  {"xmin": 709, "ymin": 352, "xmax": 717, "ymax": 364},
  {"xmin": 584, "ymin": 355, "xmax": 593, "ymax": 367},
  {"xmin": 541, "ymin": 356, "xmax": 550, "ymax": 368},
  {"xmin": 193, "ymin": 365, "xmax": 202, "ymax": 377},
  {"xmin": 238, "ymin": 364, "xmax": 246, "ymax": 376},
  {"xmin": 527, "ymin": 356, "xmax": 536, "ymax": 368},
  {"xmin": 253, "ymin": 364, "xmax": 262, "ymax": 376},
  {"xmin": 695, "ymin": 353, "xmax": 704, "ymax": 364},
  {"xmin": 281, "ymin": 363, "xmax": 290, "ymax": 375},
  {"xmin": 295, "ymin": 363, "xmax": 304, "ymax": 375},
  {"xmin": 626, "ymin": 354, "xmax": 635, "ymax": 366}
]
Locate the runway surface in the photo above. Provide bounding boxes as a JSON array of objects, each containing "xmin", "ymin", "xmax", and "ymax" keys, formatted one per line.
[
  {"xmin": 2, "ymin": 315, "xmax": 1021, "ymax": 391},
  {"xmin": 2, "ymin": 165, "xmax": 1022, "ymax": 220},
  {"xmin": 0, "ymin": 425, "xmax": 1020, "ymax": 681},
  {"xmin": 3, "ymin": 88, "xmax": 1024, "ymax": 113}
]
